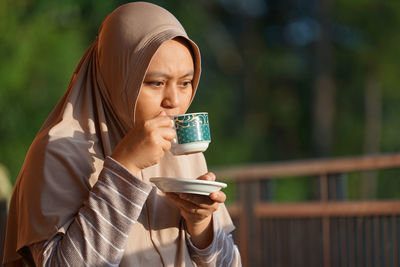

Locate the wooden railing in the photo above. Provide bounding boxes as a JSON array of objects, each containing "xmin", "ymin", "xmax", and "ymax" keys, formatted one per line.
[{"xmin": 213, "ymin": 153, "xmax": 400, "ymax": 267}]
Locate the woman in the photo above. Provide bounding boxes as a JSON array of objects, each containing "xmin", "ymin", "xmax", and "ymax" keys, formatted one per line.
[{"xmin": 2, "ymin": 2, "xmax": 241, "ymax": 266}]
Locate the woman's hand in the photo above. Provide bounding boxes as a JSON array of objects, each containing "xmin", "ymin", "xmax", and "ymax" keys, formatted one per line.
[
  {"xmin": 111, "ymin": 111, "xmax": 175, "ymax": 176},
  {"xmin": 165, "ymin": 172, "xmax": 226, "ymax": 249}
]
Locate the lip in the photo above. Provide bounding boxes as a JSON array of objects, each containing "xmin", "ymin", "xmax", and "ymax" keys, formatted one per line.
[{"xmin": 163, "ymin": 111, "xmax": 180, "ymax": 117}]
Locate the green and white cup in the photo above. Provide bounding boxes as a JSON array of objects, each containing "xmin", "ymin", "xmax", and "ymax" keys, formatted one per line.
[{"xmin": 171, "ymin": 112, "xmax": 211, "ymax": 155}]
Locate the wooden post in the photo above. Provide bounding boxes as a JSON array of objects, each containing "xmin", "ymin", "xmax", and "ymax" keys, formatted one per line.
[
  {"xmin": 320, "ymin": 173, "xmax": 331, "ymax": 267},
  {"xmin": 238, "ymin": 180, "xmax": 260, "ymax": 266},
  {"xmin": 393, "ymin": 215, "xmax": 398, "ymax": 267}
]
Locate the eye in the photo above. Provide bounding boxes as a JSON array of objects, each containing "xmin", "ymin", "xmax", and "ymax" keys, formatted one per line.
[
  {"xmin": 180, "ymin": 80, "xmax": 192, "ymax": 88},
  {"xmin": 144, "ymin": 81, "xmax": 164, "ymax": 88}
]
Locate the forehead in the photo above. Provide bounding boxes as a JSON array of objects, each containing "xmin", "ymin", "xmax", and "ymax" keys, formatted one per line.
[
  {"xmin": 157, "ymin": 38, "xmax": 192, "ymax": 55},
  {"xmin": 147, "ymin": 39, "xmax": 194, "ymax": 71}
]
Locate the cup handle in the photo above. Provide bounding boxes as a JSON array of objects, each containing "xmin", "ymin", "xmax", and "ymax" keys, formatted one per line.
[{"xmin": 170, "ymin": 118, "xmax": 178, "ymax": 154}]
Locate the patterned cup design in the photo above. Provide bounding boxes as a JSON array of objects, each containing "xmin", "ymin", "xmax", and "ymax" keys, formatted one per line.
[{"xmin": 173, "ymin": 113, "xmax": 211, "ymax": 144}]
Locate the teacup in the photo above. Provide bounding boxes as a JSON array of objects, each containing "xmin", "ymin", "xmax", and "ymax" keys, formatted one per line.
[{"xmin": 170, "ymin": 112, "xmax": 211, "ymax": 155}]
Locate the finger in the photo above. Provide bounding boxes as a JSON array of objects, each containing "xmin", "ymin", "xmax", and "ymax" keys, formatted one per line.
[
  {"xmin": 165, "ymin": 192, "xmax": 180, "ymax": 202},
  {"xmin": 179, "ymin": 199, "xmax": 211, "ymax": 217},
  {"xmin": 152, "ymin": 115, "xmax": 175, "ymax": 129},
  {"xmin": 160, "ymin": 138, "xmax": 172, "ymax": 152},
  {"xmin": 179, "ymin": 193, "xmax": 214, "ymax": 206},
  {"xmin": 159, "ymin": 128, "xmax": 176, "ymax": 142},
  {"xmin": 166, "ymin": 193, "xmax": 217, "ymax": 220},
  {"xmin": 143, "ymin": 111, "xmax": 173, "ymax": 129},
  {"xmin": 167, "ymin": 193, "xmax": 201, "ymax": 211},
  {"xmin": 209, "ymin": 191, "xmax": 226, "ymax": 203},
  {"xmin": 197, "ymin": 172, "xmax": 216, "ymax": 181}
]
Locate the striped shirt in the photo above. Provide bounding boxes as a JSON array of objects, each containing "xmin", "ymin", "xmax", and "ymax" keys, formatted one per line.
[{"xmin": 28, "ymin": 157, "xmax": 241, "ymax": 266}]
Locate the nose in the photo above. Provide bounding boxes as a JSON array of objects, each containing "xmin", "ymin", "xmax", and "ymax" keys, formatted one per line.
[{"xmin": 161, "ymin": 84, "xmax": 179, "ymax": 109}]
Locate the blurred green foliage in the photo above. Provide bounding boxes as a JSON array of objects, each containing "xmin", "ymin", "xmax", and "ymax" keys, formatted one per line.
[{"xmin": 1, "ymin": 0, "xmax": 400, "ymax": 200}]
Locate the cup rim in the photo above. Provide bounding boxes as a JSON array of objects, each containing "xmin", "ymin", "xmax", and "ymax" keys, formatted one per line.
[{"xmin": 172, "ymin": 112, "xmax": 208, "ymax": 118}]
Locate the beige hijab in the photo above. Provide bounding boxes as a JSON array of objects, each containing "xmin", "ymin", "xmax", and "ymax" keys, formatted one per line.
[{"xmin": 3, "ymin": 2, "xmax": 234, "ymax": 266}]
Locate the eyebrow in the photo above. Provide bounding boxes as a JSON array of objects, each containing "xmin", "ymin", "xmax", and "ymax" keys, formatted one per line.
[{"xmin": 144, "ymin": 71, "xmax": 194, "ymax": 79}]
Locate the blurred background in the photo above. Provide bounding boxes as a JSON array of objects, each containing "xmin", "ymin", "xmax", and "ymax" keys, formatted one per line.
[{"xmin": 1, "ymin": 0, "xmax": 400, "ymax": 266}]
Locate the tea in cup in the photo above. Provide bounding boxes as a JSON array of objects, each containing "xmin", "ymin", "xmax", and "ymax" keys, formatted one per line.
[{"xmin": 170, "ymin": 112, "xmax": 211, "ymax": 155}]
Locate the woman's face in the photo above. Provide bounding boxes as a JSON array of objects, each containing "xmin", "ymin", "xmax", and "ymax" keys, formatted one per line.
[{"xmin": 135, "ymin": 39, "xmax": 195, "ymax": 124}]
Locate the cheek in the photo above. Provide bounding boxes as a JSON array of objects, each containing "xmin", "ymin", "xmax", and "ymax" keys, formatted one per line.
[
  {"xmin": 135, "ymin": 92, "xmax": 160, "ymax": 123},
  {"xmin": 180, "ymin": 91, "xmax": 193, "ymax": 112}
]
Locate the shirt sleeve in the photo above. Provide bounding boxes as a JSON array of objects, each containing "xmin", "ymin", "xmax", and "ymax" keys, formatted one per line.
[
  {"xmin": 185, "ymin": 213, "xmax": 242, "ymax": 267},
  {"xmin": 28, "ymin": 156, "xmax": 152, "ymax": 267}
]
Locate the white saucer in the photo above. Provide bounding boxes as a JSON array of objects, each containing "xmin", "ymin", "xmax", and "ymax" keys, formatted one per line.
[{"xmin": 150, "ymin": 177, "xmax": 227, "ymax": 196}]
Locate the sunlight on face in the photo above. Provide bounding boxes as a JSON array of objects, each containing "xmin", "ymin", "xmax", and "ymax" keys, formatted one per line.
[{"xmin": 135, "ymin": 38, "xmax": 195, "ymax": 124}]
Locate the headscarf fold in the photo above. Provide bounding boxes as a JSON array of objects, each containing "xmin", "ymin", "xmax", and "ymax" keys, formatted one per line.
[{"xmin": 3, "ymin": 2, "xmax": 233, "ymax": 266}]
